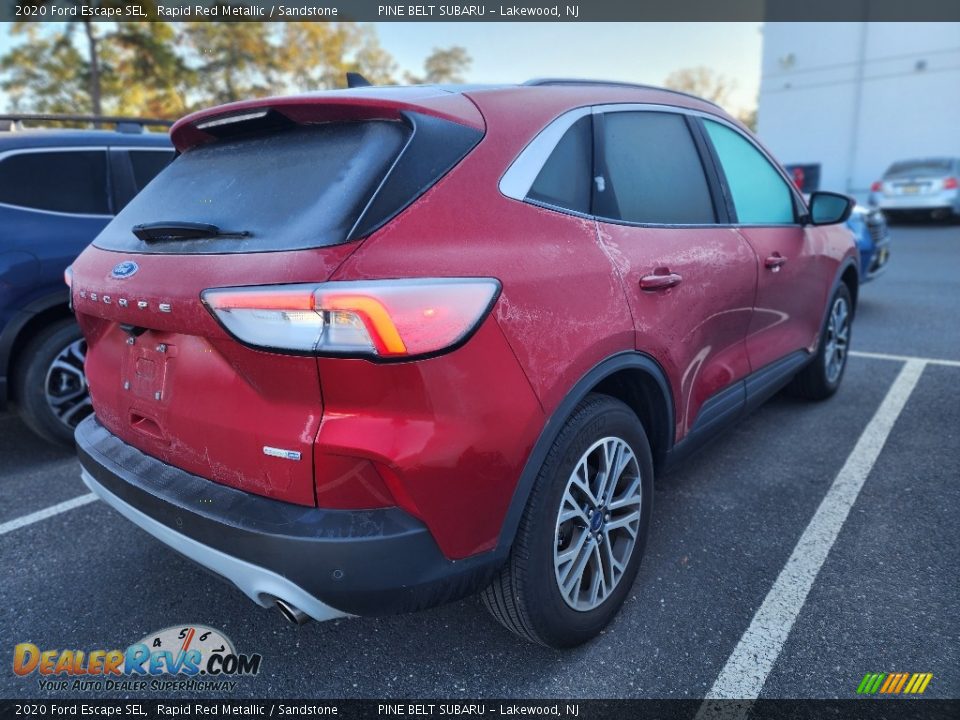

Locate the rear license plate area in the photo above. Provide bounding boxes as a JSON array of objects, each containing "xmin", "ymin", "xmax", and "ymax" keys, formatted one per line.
[{"xmin": 120, "ymin": 335, "xmax": 177, "ymax": 441}]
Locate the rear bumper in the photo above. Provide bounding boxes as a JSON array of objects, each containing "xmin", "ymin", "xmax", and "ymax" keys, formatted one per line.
[
  {"xmin": 76, "ymin": 415, "xmax": 499, "ymax": 619},
  {"xmin": 876, "ymin": 193, "xmax": 957, "ymax": 211}
]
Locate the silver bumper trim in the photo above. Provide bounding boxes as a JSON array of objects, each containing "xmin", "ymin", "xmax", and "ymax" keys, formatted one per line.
[{"xmin": 82, "ymin": 469, "xmax": 350, "ymax": 623}]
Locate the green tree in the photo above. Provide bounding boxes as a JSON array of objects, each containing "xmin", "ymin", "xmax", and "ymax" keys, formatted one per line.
[
  {"xmin": 0, "ymin": 17, "xmax": 410, "ymax": 117},
  {"xmin": 348, "ymin": 25, "xmax": 399, "ymax": 86},
  {"xmin": 181, "ymin": 21, "xmax": 280, "ymax": 105},
  {"xmin": 7, "ymin": 2, "xmax": 180, "ymax": 118},
  {"xmin": 12, "ymin": 1, "xmax": 139, "ymax": 115},
  {"xmin": 405, "ymin": 46, "xmax": 472, "ymax": 84},
  {"xmin": 278, "ymin": 23, "xmax": 397, "ymax": 90},
  {"xmin": 0, "ymin": 24, "xmax": 88, "ymax": 115},
  {"xmin": 108, "ymin": 21, "xmax": 192, "ymax": 116}
]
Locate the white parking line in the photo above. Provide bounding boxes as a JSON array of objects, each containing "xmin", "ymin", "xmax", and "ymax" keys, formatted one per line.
[
  {"xmin": 851, "ymin": 349, "xmax": 960, "ymax": 368},
  {"xmin": 0, "ymin": 493, "xmax": 98, "ymax": 536},
  {"xmin": 700, "ymin": 358, "xmax": 926, "ymax": 707}
]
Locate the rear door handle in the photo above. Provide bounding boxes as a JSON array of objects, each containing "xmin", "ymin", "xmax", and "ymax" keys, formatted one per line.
[
  {"xmin": 765, "ymin": 253, "xmax": 787, "ymax": 270},
  {"xmin": 639, "ymin": 271, "xmax": 682, "ymax": 290}
]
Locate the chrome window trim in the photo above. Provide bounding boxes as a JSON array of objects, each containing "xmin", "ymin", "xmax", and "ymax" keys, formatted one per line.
[
  {"xmin": 0, "ymin": 145, "xmax": 108, "ymax": 160},
  {"xmin": 0, "ymin": 146, "xmax": 113, "ymax": 218},
  {"xmin": 499, "ymin": 102, "xmax": 808, "ymax": 226},
  {"xmin": 498, "ymin": 105, "xmax": 592, "ymax": 201}
]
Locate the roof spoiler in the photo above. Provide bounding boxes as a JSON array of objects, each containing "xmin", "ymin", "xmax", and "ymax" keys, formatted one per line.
[{"xmin": 171, "ymin": 89, "xmax": 484, "ymax": 151}]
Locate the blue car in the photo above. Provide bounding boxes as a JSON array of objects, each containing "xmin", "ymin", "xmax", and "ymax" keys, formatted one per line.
[
  {"xmin": 0, "ymin": 115, "xmax": 174, "ymax": 443},
  {"xmin": 847, "ymin": 204, "xmax": 891, "ymax": 283},
  {"xmin": 786, "ymin": 164, "xmax": 891, "ymax": 285}
]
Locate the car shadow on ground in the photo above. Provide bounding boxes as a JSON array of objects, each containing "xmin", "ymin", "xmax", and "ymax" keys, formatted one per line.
[{"xmin": 0, "ymin": 412, "xmax": 75, "ymax": 472}]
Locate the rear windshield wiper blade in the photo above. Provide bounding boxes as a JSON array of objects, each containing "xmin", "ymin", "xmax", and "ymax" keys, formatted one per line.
[{"xmin": 132, "ymin": 221, "xmax": 251, "ymax": 243}]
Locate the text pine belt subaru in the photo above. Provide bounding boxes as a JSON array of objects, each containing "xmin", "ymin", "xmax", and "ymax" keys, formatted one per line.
[{"xmin": 71, "ymin": 80, "xmax": 858, "ymax": 648}]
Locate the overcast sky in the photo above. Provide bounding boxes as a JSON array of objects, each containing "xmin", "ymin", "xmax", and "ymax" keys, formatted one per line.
[{"xmin": 0, "ymin": 21, "xmax": 764, "ymax": 115}]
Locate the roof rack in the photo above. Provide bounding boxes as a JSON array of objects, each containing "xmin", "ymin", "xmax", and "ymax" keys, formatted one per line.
[
  {"xmin": 0, "ymin": 114, "xmax": 174, "ymax": 134},
  {"xmin": 522, "ymin": 78, "xmax": 724, "ymax": 110}
]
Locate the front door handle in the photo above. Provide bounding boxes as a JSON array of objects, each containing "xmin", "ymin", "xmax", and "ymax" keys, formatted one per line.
[
  {"xmin": 639, "ymin": 270, "xmax": 683, "ymax": 290},
  {"xmin": 765, "ymin": 253, "xmax": 787, "ymax": 270}
]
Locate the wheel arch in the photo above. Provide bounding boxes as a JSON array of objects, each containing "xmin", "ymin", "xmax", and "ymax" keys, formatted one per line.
[
  {"xmin": 840, "ymin": 260, "xmax": 859, "ymax": 314},
  {"xmin": 0, "ymin": 291, "xmax": 73, "ymax": 405},
  {"xmin": 493, "ymin": 351, "xmax": 674, "ymax": 560}
]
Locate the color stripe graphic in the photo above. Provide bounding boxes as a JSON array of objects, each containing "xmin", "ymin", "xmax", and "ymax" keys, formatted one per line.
[{"xmin": 857, "ymin": 672, "xmax": 933, "ymax": 695}]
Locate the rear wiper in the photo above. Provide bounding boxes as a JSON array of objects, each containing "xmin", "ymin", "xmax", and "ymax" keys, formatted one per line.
[{"xmin": 132, "ymin": 221, "xmax": 251, "ymax": 243}]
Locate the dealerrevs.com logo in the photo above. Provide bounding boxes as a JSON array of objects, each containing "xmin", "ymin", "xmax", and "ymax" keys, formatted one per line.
[{"xmin": 13, "ymin": 625, "xmax": 262, "ymax": 692}]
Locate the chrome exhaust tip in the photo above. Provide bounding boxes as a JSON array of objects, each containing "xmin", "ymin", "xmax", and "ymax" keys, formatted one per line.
[{"xmin": 275, "ymin": 599, "xmax": 310, "ymax": 625}]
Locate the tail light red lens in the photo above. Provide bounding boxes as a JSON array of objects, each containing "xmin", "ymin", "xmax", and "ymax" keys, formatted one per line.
[
  {"xmin": 870, "ymin": 181, "xmax": 883, "ymax": 192},
  {"xmin": 202, "ymin": 278, "xmax": 501, "ymax": 358},
  {"xmin": 943, "ymin": 176, "xmax": 958, "ymax": 190}
]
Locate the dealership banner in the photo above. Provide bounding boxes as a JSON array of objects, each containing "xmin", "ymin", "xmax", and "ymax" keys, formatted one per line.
[{"xmin": 5, "ymin": 0, "xmax": 960, "ymax": 22}]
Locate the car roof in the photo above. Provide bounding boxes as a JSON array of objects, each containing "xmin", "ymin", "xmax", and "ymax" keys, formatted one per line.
[
  {"xmin": 464, "ymin": 80, "xmax": 729, "ymax": 112},
  {"xmin": 326, "ymin": 78, "xmax": 724, "ymax": 108},
  {"xmin": 0, "ymin": 128, "xmax": 172, "ymax": 151},
  {"xmin": 173, "ymin": 79, "xmax": 738, "ymax": 151},
  {"xmin": 884, "ymin": 157, "xmax": 959, "ymax": 167}
]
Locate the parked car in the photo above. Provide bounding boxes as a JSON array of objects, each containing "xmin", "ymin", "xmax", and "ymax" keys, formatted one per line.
[
  {"xmin": 786, "ymin": 166, "xmax": 891, "ymax": 285},
  {"xmin": 0, "ymin": 114, "xmax": 174, "ymax": 444},
  {"xmin": 71, "ymin": 80, "xmax": 858, "ymax": 648},
  {"xmin": 848, "ymin": 204, "xmax": 891, "ymax": 283},
  {"xmin": 868, "ymin": 157, "xmax": 960, "ymax": 221}
]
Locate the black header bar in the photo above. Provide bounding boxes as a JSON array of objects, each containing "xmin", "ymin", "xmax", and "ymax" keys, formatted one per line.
[{"xmin": 4, "ymin": 0, "xmax": 960, "ymax": 23}]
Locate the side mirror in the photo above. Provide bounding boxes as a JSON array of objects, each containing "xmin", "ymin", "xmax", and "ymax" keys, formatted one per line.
[{"xmin": 807, "ymin": 191, "xmax": 854, "ymax": 226}]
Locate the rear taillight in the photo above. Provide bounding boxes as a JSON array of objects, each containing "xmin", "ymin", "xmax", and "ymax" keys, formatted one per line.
[
  {"xmin": 202, "ymin": 279, "xmax": 501, "ymax": 358},
  {"xmin": 870, "ymin": 181, "xmax": 882, "ymax": 192},
  {"xmin": 944, "ymin": 176, "xmax": 958, "ymax": 190}
]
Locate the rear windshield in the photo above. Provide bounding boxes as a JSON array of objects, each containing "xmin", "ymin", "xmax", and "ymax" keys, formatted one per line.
[
  {"xmin": 94, "ymin": 121, "xmax": 408, "ymax": 254},
  {"xmin": 884, "ymin": 159, "xmax": 954, "ymax": 178}
]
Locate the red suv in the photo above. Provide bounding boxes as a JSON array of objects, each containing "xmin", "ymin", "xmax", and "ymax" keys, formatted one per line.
[{"xmin": 71, "ymin": 80, "xmax": 858, "ymax": 648}]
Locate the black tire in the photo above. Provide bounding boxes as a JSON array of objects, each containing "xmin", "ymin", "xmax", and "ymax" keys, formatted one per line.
[
  {"xmin": 12, "ymin": 319, "xmax": 90, "ymax": 445},
  {"xmin": 482, "ymin": 393, "xmax": 654, "ymax": 648},
  {"xmin": 787, "ymin": 283, "xmax": 853, "ymax": 401}
]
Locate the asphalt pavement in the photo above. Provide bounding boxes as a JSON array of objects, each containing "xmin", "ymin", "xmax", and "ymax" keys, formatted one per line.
[{"xmin": 0, "ymin": 223, "xmax": 957, "ymax": 700}]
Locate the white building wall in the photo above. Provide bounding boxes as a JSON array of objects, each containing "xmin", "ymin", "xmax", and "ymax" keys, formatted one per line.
[{"xmin": 757, "ymin": 22, "xmax": 960, "ymax": 202}]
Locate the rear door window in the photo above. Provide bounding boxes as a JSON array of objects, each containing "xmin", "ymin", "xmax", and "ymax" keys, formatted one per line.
[
  {"xmin": 596, "ymin": 111, "xmax": 716, "ymax": 225},
  {"xmin": 703, "ymin": 120, "xmax": 796, "ymax": 225},
  {"xmin": 0, "ymin": 150, "xmax": 109, "ymax": 215}
]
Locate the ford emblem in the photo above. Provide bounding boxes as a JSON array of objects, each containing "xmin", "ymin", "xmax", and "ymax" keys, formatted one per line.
[{"xmin": 111, "ymin": 261, "xmax": 139, "ymax": 279}]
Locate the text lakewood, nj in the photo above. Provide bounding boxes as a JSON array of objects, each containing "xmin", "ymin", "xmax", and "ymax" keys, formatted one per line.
[{"xmin": 379, "ymin": 5, "xmax": 580, "ymax": 17}]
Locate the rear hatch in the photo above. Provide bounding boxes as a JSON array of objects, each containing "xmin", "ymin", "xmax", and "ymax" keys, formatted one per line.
[{"xmin": 72, "ymin": 89, "xmax": 484, "ymax": 506}]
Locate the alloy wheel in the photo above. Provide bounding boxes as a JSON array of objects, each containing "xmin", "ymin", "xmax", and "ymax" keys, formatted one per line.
[
  {"xmin": 44, "ymin": 338, "xmax": 91, "ymax": 429},
  {"xmin": 824, "ymin": 295, "xmax": 850, "ymax": 384},
  {"xmin": 554, "ymin": 436, "xmax": 643, "ymax": 612}
]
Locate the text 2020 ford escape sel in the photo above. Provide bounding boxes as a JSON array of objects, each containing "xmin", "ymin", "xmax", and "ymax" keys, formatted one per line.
[{"xmin": 71, "ymin": 80, "xmax": 858, "ymax": 648}]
